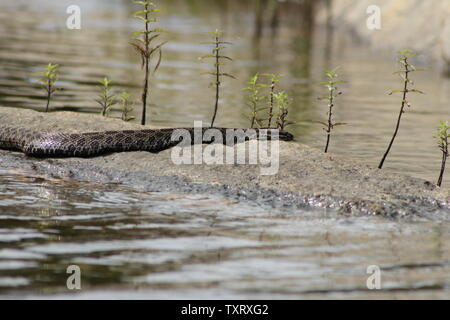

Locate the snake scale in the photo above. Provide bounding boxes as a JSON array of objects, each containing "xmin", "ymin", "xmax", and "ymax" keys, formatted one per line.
[{"xmin": 0, "ymin": 126, "xmax": 294, "ymax": 158}]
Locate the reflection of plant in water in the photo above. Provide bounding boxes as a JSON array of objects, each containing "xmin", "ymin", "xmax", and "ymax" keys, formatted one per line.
[
  {"xmin": 317, "ymin": 67, "xmax": 347, "ymax": 153},
  {"xmin": 131, "ymin": 1, "xmax": 166, "ymax": 125},
  {"xmin": 435, "ymin": 121, "xmax": 450, "ymax": 187},
  {"xmin": 378, "ymin": 49, "xmax": 425, "ymax": 169},
  {"xmin": 119, "ymin": 92, "xmax": 135, "ymax": 122},
  {"xmin": 96, "ymin": 77, "xmax": 116, "ymax": 117},
  {"xmin": 37, "ymin": 63, "xmax": 59, "ymax": 113},
  {"xmin": 244, "ymin": 74, "xmax": 267, "ymax": 128},
  {"xmin": 200, "ymin": 29, "xmax": 235, "ymax": 127},
  {"xmin": 262, "ymin": 73, "xmax": 283, "ymax": 128}
]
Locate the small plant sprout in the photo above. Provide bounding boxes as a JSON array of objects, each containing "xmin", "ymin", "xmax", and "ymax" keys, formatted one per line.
[
  {"xmin": 274, "ymin": 91, "xmax": 294, "ymax": 131},
  {"xmin": 119, "ymin": 92, "xmax": 135, "ymax": 122},
  {"xmin": 262, "ymin": 73, "xmax": 283, "ymax": 128},
  {"xmin": 200, "ymin": 29, "xmax": 235, "ymax": 127},
  {"xmin": 435, "ymin": 121, "xmax": 450, "ymax": 187},
  {"xmin": 96, "ymin": 77, "xmax": 116, "ymax": 117},
  {"xmin": 131, "ymin": 1, "xmax": 167, "ymax": 126},
  {"xmin": 317, "ymin": 67, "xmax": 348, "ymax": 153},
  {"xmin": 243, "ymin": 74, "xmax": 267, "ymax": 128},
  {"xmin": 37, "ymin": 63, "xmax": 59, "ymax": 113},
  {"xmin": 378, "ymin": 49, "xmax": 425, "ymax": 169}
]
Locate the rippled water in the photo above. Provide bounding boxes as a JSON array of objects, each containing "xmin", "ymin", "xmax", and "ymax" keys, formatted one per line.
[
  {"xmin": 0, "ymin": 169, "xmax": 450, "ymax": 299},
  {"xmin": 1, "ymin": 0, "xmax": 450, "ymax": 299}
]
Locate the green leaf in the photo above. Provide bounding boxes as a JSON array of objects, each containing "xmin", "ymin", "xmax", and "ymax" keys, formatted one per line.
[
  {"xmin": 134, "ymin": 10, "xmax": 149, "ymax": 15},
  {"xmin": 221, "ymin": 73, "xmax": 236, "ymax": 79},
  {"xmin": 388, "ymin": 89, "xmax": 405, "ymax": 95},
  {"xmin": 153, "ymin": 47, "xmax": 163, "ymax": 74},
  {"xmin": 218, "ymin": 55, "xmax": 233, "ymax": 61},
  {"xmin": 201, "ymin": 72, "xmax": 218, "ymax": 76},
  {"xmin": 199, "ymin": 54, "xmax": 216, "ymax": 59},
  {"xmin": 149, "ymin": 40, "xmax": 167, "ymax": 56},
  {"xmin": 134, "ymin": 15, "xmax": 149, "ymax": 23}
]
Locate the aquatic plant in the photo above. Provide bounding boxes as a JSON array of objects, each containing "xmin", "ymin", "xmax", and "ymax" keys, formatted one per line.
[
  {"xmin": 119, "ymin": 92, "xmax": 135, "ymax": 122},
  {"xmin": 200, "ymin": 29, "xmax": 235, "ymax": 127},
  {"xmin": 243, "ymin": 74, "xmax": 267, "ymax": 128},
  {"xmin": 96, "ymin": 77, "xmax": 116, "ymax": 117},
  {"xmin": 378, "ymin": 49, "xmax": 425, "ymax": 169},
  {"xmin": 317, "ymin": 67, "xmax": 347, "ymax": 153},
  {"xmin": 435, "ymin": 121, "xmax": 450, "ymax": 187},
  {"xmin": 263, "ymin": 73, "xmax": 283, "ymax": 128},
  {"xmin": 37, "ymin": 63, "xmax": 59, "ymax": 113},
  {"xmin": 131, "ymin": 1, "xmax": 166, "ymax": 125},
  {"xmin": 274, "ymin": 91, "xmax": 294, "ymax": 131}
]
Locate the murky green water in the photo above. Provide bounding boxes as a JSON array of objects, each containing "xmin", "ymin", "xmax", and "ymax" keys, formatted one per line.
[{"xmin": 1, "ymin": 0, "xmax": 450, "ymax": 299}]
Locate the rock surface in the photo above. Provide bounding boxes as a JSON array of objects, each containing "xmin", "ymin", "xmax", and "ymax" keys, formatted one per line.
[{"xmin": 0, "ymin": 106, "xmax": 449, "ymax": 219}]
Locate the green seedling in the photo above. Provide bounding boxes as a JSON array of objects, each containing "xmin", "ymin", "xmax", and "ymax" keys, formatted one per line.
[
  {"xmin": 317, "ymin": 67, "xmax": 348, "ymax": 153},
  {"xmin": 262, "ymin": 73, "xmax": 283, "ymax": 128},
  {"xmin": 378, "ymin": 49, "xmax": 425, "ymax": 169},
  {"xmin": 131, "ymin": 1, "xmax": 166, "ymax": 125},
  {"xmin": 274, "ymin": 91, "xmax": 294, "ymax": 131},
  {"xmin": 37, "ymin": 63, "xmax": 59, "ymax": 113},
  {"xmin": 200, "ymin": 29, "xmax": 235, "ymax": 127},
  {"xmin": 243, "ymin": 74, "xmax": 267, "ymax": 128},
  {"xmin": 96, "ymin": 77, "xmax": 116, "ymax": 117},
  {"xmin": 436, "ymin": 121, "xmax": 450, "ymax": 187},
  {"xmin": 119, "ymin": 92, "xmax": 135, "ymax": 122}
]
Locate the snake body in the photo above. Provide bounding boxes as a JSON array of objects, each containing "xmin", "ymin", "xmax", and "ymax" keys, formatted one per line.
[{"xmin": 0, "ymin": 126, "xmax": 294, "ymax": 158}]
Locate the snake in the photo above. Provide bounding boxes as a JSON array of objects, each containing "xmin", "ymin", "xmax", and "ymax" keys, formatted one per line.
[{"xmin": 0, "ymin": 126, "xmax": 294, "ymax": 158}]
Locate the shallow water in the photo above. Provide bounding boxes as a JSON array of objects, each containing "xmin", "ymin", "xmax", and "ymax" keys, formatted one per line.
[
  {"xmin": 1, "ymin": 0, "xmax": 450, "ymax": 299},
  {"xmin": 0, "ymin": 169, "xmax": 450, "ymax": 299}
]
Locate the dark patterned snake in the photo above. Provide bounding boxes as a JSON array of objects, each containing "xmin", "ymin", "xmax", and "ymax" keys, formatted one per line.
[{"xmin": 0, "ymin": 126, "xmax": 294, "ymax": 157}]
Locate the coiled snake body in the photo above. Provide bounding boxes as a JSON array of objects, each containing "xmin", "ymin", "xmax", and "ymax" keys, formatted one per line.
[{"xmin": 0, "ymin": 126, "xmax": 294, "ymax": 158}]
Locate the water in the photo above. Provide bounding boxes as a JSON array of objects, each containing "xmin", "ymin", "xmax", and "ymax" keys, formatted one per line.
[
  {"xmin": 1, "ymin": 0, "xmax": 450, "ymax": 299},
  {"xmin": 0, "ymin": 169, "xmax": 450, "ymax": 299}
]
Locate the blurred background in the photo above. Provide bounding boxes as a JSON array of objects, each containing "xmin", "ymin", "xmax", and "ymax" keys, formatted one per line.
[{"xmin": 0, "ymin": 0, "xmax": 450, "ymax": 183}]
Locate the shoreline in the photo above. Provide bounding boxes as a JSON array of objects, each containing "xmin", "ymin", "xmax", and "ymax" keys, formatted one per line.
[{"xmin": 0, "ymin": 106, "xmax": 449, "ymax": 219}]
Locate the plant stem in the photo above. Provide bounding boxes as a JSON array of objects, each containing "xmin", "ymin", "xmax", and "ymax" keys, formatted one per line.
[
  {"xmin": 45, "ymin": 85, "xmax": 51, "ymax": 113},
  {"xmin": 268, "ymin": 80, "xmax": 275, "ymax": 128},
  {"xmin": 210, "ymin": 34, "xmax": 220, "ymax": 128},
  {"xmin": 378, "ymin": 63, "xmax": 410, "ymax": 169},
  {"xmin": 438, "ymin": 141, "xmax": 448, "ymax": 187},
  {"xmin": 324, "ymin": 88, "xmax": 334, "ymax": 153},
  {"xmin": 141, "ymin": 6, "xmax": 150, "ymax": 126}
]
